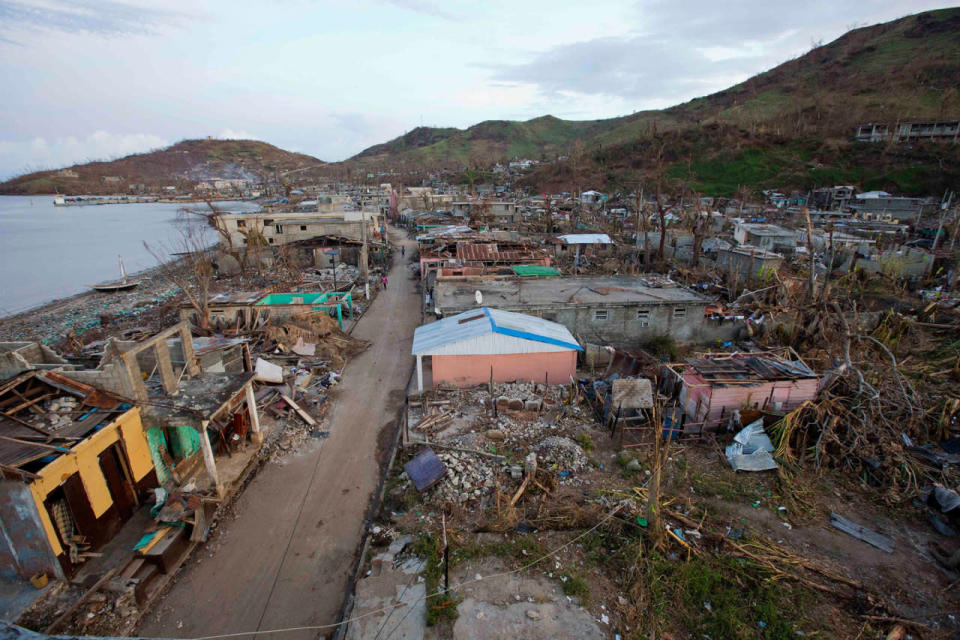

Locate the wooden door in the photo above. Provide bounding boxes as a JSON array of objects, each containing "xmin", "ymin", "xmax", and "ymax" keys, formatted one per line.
[{"xmin": 99, "ymin": 444, "xmax": 135, "ymax": 522}]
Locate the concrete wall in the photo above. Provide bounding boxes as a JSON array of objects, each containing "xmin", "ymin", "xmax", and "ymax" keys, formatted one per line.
[
  {"xmin": 441, "ymin": 301, "xmax": 741, "ymax": 348},
  {"xmin": 0, "ymin": 483, "xmax": 63, "ymax": 581},
  {"xmin": 432, "ymin": 351, "xmax": 576, "ymax": 388},
  {"xmin": 222, "ymin": 217, "xmax": 368, "ymax": 248}
]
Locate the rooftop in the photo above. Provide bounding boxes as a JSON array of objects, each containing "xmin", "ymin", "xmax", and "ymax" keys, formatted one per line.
[
  {"xmin": 557, "ymin": 233, "xmax": 612, "ymax": 245},
  {"xmin": 737, "ymin": 223, "xmax": 795, "ymax": 237},
  {"xmin": 412, "ymin": 307, "xmax": 581, "ymax": 356},
  {"xmin": 436, "ymin": 275, "xmax": 709, "ymax": 311}
]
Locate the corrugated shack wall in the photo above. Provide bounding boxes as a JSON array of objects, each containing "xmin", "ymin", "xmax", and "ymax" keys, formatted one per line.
[
  {"xmin": 682, "ymin": 375, "xmax": 820, "ymax": 425},
  {"xmin": 0, "ymin": 483, "xmax": 64, "ymax": 581}
]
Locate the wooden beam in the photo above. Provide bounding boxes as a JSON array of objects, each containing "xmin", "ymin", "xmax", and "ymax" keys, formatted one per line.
[{"xmin": 0, "ymin": 434, "xmax": 71, "ymax": 452}]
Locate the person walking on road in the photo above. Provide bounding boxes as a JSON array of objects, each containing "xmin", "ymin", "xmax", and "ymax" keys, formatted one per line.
[
  {"xmin": 401, "ymin": 245, "xmax": 405, "ymax": 257},
  {"xmin": 381, "ymin": 274, "xmax": 388, "ymax": 289}
]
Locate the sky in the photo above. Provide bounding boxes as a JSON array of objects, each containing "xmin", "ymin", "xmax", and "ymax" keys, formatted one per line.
[{"xmin": 0, "ymin": 0, "xmax": 955, "ymax": 179}]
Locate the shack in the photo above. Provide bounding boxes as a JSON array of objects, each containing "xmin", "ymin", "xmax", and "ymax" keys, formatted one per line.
[
  {"xmin": 411, "ymin": 308, "xmax": 582, "ymax": 393},
  {"xmin": 666, "ymin": 350, "xmax": 818, "ymax": 432},
  {"xmin": 0, "ymin": 371, "xmax": 157, "ymax": 579}
]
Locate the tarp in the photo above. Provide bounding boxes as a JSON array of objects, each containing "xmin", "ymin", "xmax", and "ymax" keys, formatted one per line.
[
  {"xmin": 725, "ymin": 419, "xmax": 778, "ymax": 472},
  {"xmin": 511, "ymin": 265, "xmax": 561, "ymax": 277}
]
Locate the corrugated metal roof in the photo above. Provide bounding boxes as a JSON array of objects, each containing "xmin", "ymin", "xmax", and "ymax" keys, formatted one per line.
[
  {"xmin": 558, "ymin": 233, "xmax": 612, "ymax": 244},
  {"xmin": 412, "ymin": 307, "xmax": 581, "ymax": 356}
]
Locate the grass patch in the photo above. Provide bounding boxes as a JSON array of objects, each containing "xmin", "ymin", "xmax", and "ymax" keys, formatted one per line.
[
  {"xmin": 411, "ymin": 533, "xmax": 461, "ymax": 626},
  {"xmin": 575, "ymin": 432, "xmax": 594, "ymax": 451},
  {"xmin": 559, "ymin": 573, "xmax": 590, "ymax": 601},
  {"xmin": 642, "ymin": 552, "xmax": 812, "ymax": 639}
]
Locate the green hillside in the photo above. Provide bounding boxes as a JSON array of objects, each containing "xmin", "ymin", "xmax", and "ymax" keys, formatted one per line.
[{"xmin": 350, "ymin": 8, "xmax": 960, "ymax": 196}]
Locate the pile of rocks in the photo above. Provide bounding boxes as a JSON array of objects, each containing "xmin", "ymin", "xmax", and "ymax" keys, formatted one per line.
[
  {"xmin": 534, "ymin": 436, "xmax": 589, "ymax": 474},
  {"xmin": 427, "ymin": 450, "xmax": 503, "ymax": 505},
  {"xmin": 44, "ymin": 396, "xmax": 80, "ymax": 430}
]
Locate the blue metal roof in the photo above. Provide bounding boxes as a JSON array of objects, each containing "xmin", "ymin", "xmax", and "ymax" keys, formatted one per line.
[{"xmin": 412, "ymin": 307, "xmax": 582, "ymax": 355}]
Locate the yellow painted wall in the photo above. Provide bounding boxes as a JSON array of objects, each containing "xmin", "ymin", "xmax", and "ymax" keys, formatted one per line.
[{"xmin": 29, "ymin": 408, "xmax": 154, "ymax": 557}]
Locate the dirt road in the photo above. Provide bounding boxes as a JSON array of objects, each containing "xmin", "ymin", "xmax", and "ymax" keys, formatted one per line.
[{"xmin": 140, "ymin": 227, "xmax": 420, "ymax": 640}]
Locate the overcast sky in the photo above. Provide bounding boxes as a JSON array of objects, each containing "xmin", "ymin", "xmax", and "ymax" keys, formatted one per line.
[{"xmin": 0, "ymin": 0, "xmax": 954, "ymax": 178}]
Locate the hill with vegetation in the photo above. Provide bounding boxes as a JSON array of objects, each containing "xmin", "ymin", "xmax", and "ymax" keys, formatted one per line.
[
  {"xmin": 0, "ymin": 139, "xmax": 325, "ymax": 195},
  {"xmin": 351, "ymin": 8, "xmax": 960, "ymax": 196}
]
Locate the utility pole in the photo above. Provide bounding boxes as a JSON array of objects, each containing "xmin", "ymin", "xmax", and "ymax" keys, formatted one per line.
[{"xmin": 359, "ymin": 218, "xmax": 369, "ymax": 284}]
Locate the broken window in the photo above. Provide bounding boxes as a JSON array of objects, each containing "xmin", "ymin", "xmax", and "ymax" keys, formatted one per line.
[
  {"xmin": 275, "ymin": 224, "xmax": 283, "ymax": 234},
  {"xmin": 636, "ymin": 309, "xmax": 650, "ymax": 321},
  {"xmin": 673, "ymin": 307, "xmax": 687, "ymax": 319},
  {"xmin": 594, "ymin": 309, "xmax": 608, "ymax": 321},
  {"xmin": 300, "ymin": 225, "xmax": 307, "ymax": 231}
]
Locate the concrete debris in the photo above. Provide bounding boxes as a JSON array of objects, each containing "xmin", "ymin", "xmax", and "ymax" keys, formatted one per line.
[{"xmin": 534, "ymin": 436, "xmax": 589, "ymax": 473}]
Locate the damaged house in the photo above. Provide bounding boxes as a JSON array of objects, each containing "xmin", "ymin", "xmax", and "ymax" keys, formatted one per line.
[
  {"xmin": 434, "ymin": 275, "xmax": 740, "ymax": 347},
  {"xmin": 665, "ymin": 350, "xmax": 819, "ymax": 434},
  {"xmin": 0, "ymin": 371, "xmax": 157, "ymax": 580}
]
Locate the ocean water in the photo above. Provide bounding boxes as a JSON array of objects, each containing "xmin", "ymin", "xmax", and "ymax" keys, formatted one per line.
[{"xmin": 0, "ymin": 196, "xmax": 260, "ymax": 316}]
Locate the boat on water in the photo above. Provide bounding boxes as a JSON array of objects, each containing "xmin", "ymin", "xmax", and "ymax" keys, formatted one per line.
[{"xmin": 91, "ymin": 255, "xmax": 141, "ymax": 292}]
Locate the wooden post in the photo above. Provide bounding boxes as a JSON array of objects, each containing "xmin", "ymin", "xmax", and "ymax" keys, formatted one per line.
[
  {"xmin": 199, "ymin": 420, "xmax": 223, "ymax": 497},
  {"xmin": 416, "ymin": 355, "xmax": 424, "ymax": 394},
  {"xmin": 245, "ymin": 383, "xmax": 262, "ymax": 445}
]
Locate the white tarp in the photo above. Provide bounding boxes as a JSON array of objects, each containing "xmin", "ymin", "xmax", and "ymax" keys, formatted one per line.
[{"xmin": 725, "ymin": 419, "xmax": 778, "ymax": 471}]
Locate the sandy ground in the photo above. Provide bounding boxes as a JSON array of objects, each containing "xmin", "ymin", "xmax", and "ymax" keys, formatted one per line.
[{"xmin": 139, "ymin": 226, "xmax": 420, "ymax": 640}]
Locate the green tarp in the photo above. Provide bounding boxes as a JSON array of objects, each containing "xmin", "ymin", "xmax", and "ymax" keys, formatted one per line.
[{"xmin": 511, "ymin": 265, "xmax": 561, "ymax": 277}]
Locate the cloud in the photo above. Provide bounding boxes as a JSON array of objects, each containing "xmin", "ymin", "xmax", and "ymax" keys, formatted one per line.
[
  {"xmin": 486, "ymin": 0, "xmax": 958, "ymax": 108},
  {"xmin": 0, "ymin": 0, "xmax": 185, "ymax": 40},
  {"xmin": 490, "ymin": 35, "xmax": 749, "ymax": 104},
  {"xmin": 218, "ymin": 129, "xmax": 258, "ymax": 140},
  {"xmin": 0, "ymin": 131, "xmax": 169, "ymax": 179},
  {"xmin": 381, "ymin": 0, "xmax": 458, "ymax": 20}
]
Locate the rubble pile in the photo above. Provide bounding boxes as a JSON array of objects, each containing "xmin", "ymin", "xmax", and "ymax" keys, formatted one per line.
[
  {"xmin": 534, "ymin": 436, "xmax": 589, "ymax": 473},
  {"xmin": 264, "ymin": 311, "xmax": 368, "ymax": 368},
  {"xmin": 412, "ymin": 449, "xmax": 502, "ymax": 505},
  {"xmin": 43, "ymin": 396, "xmax": 80, "ymax": 430}
]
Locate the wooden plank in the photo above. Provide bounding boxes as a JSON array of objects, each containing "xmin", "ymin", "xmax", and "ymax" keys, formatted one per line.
[
  {"xmin": 280, "ymin": 394, "xmax": 316, "ymax": 426},
  {"xmin": 0, "ymin": 434, "xmax": 70, "ymax": 452},
  {"xmin": 830, "ymin": 513, "xmax": 894, "ymax": 553}
]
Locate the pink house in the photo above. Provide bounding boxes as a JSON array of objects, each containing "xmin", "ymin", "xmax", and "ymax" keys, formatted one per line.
[
  {"xmin": 411, "ymin": 308, "xmax": 581, "ymax": 393},
  {"xmin": 672, "ymin": 352, "xmax": 819, "ymax": 431}
]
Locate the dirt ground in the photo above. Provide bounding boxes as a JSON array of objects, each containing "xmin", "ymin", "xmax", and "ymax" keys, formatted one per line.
[
  {"xmin": 372, "ymin": 389, "xmax": 960, "ymax": 640},
  {"xmin": 138, "ymin": 226, "xmax": 421, "ymax": 640}
]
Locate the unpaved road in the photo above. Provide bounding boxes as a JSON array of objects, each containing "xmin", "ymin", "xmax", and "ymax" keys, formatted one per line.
[{"xmin": 140, "ymin": 227, "xmax": 420, "ymax": 640}]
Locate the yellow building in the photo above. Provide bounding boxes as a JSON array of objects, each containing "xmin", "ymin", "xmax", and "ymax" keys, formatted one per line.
[{"xmin": 0, "ymin": 372, "xmax": 158, "ymax": 579}]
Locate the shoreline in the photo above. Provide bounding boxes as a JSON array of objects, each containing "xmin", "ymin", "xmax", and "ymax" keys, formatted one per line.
[{"xmin": 0, "ymin": 262, "xmax": 182, "ymax": 344}]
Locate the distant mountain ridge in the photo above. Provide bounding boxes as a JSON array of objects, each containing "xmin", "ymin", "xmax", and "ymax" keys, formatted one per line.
[
  {"xmin": 3, "ymin": 8, "xmax": 958, "ymax": 197},
  {"xmin": 0, "ymin": 139, "xmax": 324, "ymax": 196},
  {"xmin": 348, "ymin": 8, "xmax": 960, "ymax": 195}
]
